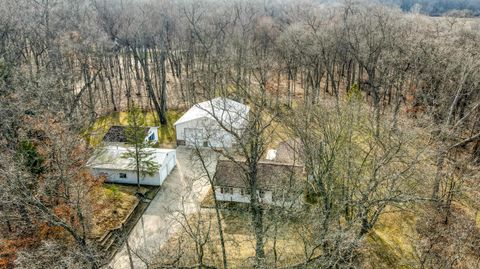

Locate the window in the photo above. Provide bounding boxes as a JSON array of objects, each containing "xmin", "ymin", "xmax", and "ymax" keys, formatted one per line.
[
  {"xmin": 119, "ymin": 173, "xmax": 127, "ymax": 179},
  {"xmin": 220, "ymin": 187, "xmax": 233, "ymax": 195},
  {"xmin": 148, "ymin": 133, "xmax": 155, "ymax": 141},
  {"xmin": 240, "ymin": 188, "xmax": 245, "ymax": 196},
  {"xmin": 203, "ymin": 141, "xmax": 209, "ymax": 147}
]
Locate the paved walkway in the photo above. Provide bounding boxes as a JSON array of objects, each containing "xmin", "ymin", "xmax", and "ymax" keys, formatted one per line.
[{"xmin": 107, "ymin": 147, "xmax": 217, "ymax": 269}]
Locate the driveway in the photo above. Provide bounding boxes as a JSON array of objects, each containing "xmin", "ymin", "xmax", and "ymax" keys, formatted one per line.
[{"xmin": 107, "ymin": 146, "xmax": 217, "ymax": 269}]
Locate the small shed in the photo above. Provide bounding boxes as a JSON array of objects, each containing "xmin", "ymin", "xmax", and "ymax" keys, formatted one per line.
[
  {"xmin": 174, "ymin": 97, "xmax": 250, "ymax": 148},
  {"xmin": 103, "ymin": 125, "xmax": 159, "ymax": 144},
  {"xmin": 87, "ymin": 146, "xmax": 176, "ymax": 186}
]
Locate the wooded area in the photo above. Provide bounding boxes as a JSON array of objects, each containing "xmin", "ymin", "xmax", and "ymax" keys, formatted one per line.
[
  {"xmin": 0, "ymin": 0, "xmax": 479, "ymax": 268},
  {"xmin": 394, "ymin": 0, "xmax": 480, "ymax": 16}
]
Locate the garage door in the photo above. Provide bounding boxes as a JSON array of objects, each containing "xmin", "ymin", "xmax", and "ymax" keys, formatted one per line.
[{"xmin": 185, "ymin": 128, "xmax": 207, "ymax": 146}]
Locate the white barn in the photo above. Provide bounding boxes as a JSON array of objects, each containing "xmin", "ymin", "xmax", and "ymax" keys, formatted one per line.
[
  {"xmin": 87, "ymin": 146, "xmax": 176, "ymax": 186},
  {"xmin": 174, "ymin": 97, "xmax": 250, "ymax": 148}
]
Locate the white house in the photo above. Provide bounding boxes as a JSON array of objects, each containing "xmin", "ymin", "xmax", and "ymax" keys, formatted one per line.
[
  {"xmin": 103, "ymin": 125, "xmax": 159, "ymax": 145},
  {"xmin": 174, "ymin": 97, "xmax": 250, "ymax": 148},
  {"xmin": 87, "ymin": 146, "xmax": 176, "ymax": 186},
  {"xmin": 213, "ymin": 159, "xmax": 304, "ymax": 206}
]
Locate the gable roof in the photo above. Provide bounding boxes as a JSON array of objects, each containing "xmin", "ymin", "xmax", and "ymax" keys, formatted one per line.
[
  {"xmin": 174, "ymin": 97, "xmax": 250, "ymax": 128},
  {"xmin": 213, "ymin": 159, "xmax": 303, "ymax": 190},
  {"xmin": 87, "ymin": 146, "xmax": 174, "ymax": 171},
  {"xmin": 275, "ymin": 138, "xmax": 304, "ymax": 165},
  {"xmin": 103, "ymin": 125, "xmax": 151, "ymax": 143}
]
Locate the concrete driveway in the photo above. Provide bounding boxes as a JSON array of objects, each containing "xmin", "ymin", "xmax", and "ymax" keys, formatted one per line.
[{"xmin": 107, "ymin": 146, "xmax": 217, "ymax": 269}]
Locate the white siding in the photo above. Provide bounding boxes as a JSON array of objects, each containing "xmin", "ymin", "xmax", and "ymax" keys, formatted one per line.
[
  {"xmin": 92, "ymin": 168, "xmax": 161, "ymax": 186},
  {"xmin": 165, "ymin": 151, "xmax": 176, "ymax": 175},
  {"xmin": 166, "ymin": 153, "xmax": 175, "ymax": 172},
  {"xmin": 159, "ymin": 166, "xmax": 167, "ymax": 185},
  {"xmin": 91, "ymin": 150, "xmax": 177, "ymax": 186},
  {"xmin": 176, "ymin": 117, "xmax": 244, "ymax": 148},
  {"xmin": 175, "ymin": 117, "xmax": 208, "ymax": 141},
  {"xmin": 214, "ymin": 187, "xmax": 273, "ymax": 204}
]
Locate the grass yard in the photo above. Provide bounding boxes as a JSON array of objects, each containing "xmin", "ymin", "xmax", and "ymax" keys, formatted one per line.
[
  {"xmin": 222, "ymin": 207, "xmax": 308, "ymax": 267},
  {"xmin": 85, "ymin": 110, "xmax": 183, "ymax": 147},
  {"xmin": 365, "ymin": 209, "xmax": 418, "ymax": 269},
  {"xmin": 200, "ymin": 189, "xmax": 216, "ymax": 208},
  {"xmin": 89, "ymin": 184, "xmax": 149, "ymax": 239},
  {"xmin": 157, "ymin": 110, "xmax": 183, "ymax": 146},
  {"xmin": 267, "ymin": 117, "xmax": 291, "ymax": 150},
  {"xmin": 152, "ymin": 204, "xmax": 308, "ymax": 268},
  {"xmin": 180, "ymin": 192, "xmax": 430, "ymax": 268},
  {"xmin": 477, "ymin": 211, "xmax": 480, "ymax": 228}
]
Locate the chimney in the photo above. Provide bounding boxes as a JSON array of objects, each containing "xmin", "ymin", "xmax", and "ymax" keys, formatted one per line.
[{"xmin": 266, "ymin": 149, "xmax": 277, "ymax": 161}]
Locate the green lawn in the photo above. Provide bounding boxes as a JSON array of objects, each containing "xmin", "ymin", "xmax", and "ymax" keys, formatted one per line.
[{"xmin": 85, "ymin": 110, "xmax": 183, "ymax": 147}]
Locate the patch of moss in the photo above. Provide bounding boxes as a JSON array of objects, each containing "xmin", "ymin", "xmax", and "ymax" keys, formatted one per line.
[
  {"xmin": 157, "ymin": 110, "xmax": 182, "ymax": 145},
  {"xmin": 366, "ymin": 232, "xmax": 401, "ymax": 268},
  {"xmin": 365, "ymin": 210, "xmax": 418, "ymax": 269},
  {"xmin": 476, "ymin": 210, "xmax": 480, "ymax": 228}
]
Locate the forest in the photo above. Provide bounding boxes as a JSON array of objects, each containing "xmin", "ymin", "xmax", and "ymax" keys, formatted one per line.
[
  {"xmin": 0, "ymin": 0, "xmax": 479, "ymax": 268},
  {"xmin": 392, "ymin": 0, "xmax": 480, "ymax": 16}
]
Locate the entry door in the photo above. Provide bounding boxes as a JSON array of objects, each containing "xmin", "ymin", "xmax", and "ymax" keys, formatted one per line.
[{"xmin": 185, "ymin": 128, "xmax": 205, "ymax": 146}]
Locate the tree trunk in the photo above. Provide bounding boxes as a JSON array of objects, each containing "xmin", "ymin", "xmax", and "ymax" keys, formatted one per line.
[
  {"xmin": 132, "ymin": 47, "xmax": 164, "ymax": 125},
  {"xmin": 432, "ymin": 146, "xmax": 446, "ymax": 200},
  {"xmin": 251, "ymin": 199, "xmax": 265, "ymax": 268},
  {"xmin": 248, "ymin": 166, "xmax": 266, "ymax": 268}
]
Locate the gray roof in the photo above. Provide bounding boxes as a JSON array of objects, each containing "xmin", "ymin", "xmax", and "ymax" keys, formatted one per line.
[
  {"xmin": 275, "ymin": 139, "xmax": 304, "ymax": 165},
  {"xmin": 103, "ymin": 125, "xmax": 150, "ymax": 143},
  {"xmin": 213, "ymin": 159, "xmax": 303, "ymax": 190}
]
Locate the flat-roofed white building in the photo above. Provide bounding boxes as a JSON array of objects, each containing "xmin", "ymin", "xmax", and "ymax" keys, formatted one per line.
[
  {"xmin": 174, "ymin": 97, "xmax": 250, "ymax": 148},
  {"xmin": 87, "ymin": 146, "xmax": 176, "ymax": 186}
]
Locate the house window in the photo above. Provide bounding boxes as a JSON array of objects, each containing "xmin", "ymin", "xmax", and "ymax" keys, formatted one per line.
[
  {"xmin": 229, "ymin": 187, "xmax": 234, "ymax": 195},
  {"xmin": 148, "ymin": 133, "xmax": 155, "ymax": 141},
  {"xmin": 220, "ymin": 187, "xmax": 225, "ymax": 194},
  {"xmin": 203, "ymin": 141, "xmax": 209, "ymax": 147},
  {"xmin": 240, "ymin": 188, "xmax": 245, "ymax": 195},
  {"xmin": 119, "ymin": 173, "xmax": 127, "ymax": 179}
]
